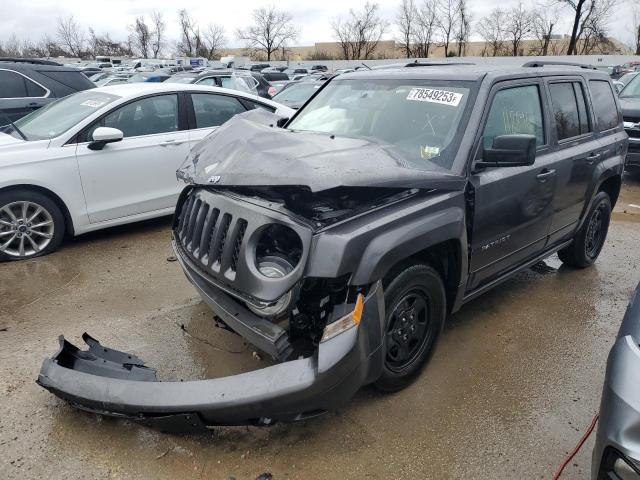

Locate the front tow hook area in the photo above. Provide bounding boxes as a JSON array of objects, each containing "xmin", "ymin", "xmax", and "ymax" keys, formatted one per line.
[{"xmin": 36, "ymin": 281, "xmax": 386, "ymax": 434}]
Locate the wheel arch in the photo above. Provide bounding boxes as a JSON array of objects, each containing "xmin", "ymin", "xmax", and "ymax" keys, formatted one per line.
[
  {"xmin": 381, "ymin": 239, "xmax": 464, "ymax": 315},
  {"xmin": 597, "ymin": 174, "xmax": 622, "ymax": 207},
  {"xmin": 0, "ymin": 184, "xmax": 75, "ymax": 236}
]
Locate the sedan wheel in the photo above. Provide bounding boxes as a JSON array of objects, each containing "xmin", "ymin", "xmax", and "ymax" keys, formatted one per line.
[
  {"xmin": 0, "ymin": 201, "xmax": 55, "ymax": 257},
  {"xmin": 0, "ymin": 190, "xmax": 65, "ymax": 261}
]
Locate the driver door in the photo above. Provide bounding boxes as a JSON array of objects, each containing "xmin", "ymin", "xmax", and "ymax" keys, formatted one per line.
[
  {"xmin": 468, "ymin": 81, "xmax": 557, "ymax": 290},
  {"xmin": 76, "ymin": 94, "xmax": 190, "ymax": 223}
]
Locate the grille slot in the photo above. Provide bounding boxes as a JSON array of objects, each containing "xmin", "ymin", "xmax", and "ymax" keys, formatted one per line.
[
  {"xmin": 230, "ymin": 220, "xmax": 248, "ymax": 273},
  {"xmin": 210, "ymin": 213, "xmax": 232, "ymax": 272},
  {"xmin": 199, "ymin": 208, "xmax": 220, "ymax": 262}
]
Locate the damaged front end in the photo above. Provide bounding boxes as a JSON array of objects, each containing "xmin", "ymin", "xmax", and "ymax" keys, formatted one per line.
[
  {"xmin": 37, "ymin": 185, "xmax": 389, "ymax": 432},
  {"xmin": 37, "ymin": 110, "xmax": 465, "ymax": 433}
]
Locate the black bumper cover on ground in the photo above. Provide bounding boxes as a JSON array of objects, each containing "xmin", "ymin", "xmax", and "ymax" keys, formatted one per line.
[{"xmin": 36, "ymin": 282, "xmax": 385, "ymax": 433}]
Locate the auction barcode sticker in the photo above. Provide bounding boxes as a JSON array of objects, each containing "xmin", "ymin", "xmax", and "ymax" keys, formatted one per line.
[{"xmin": 406, "ymin": 88, "xmax": 463, "ymax": 106}]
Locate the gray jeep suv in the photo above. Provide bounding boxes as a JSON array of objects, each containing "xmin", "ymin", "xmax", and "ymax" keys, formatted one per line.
[{"xmin": 38, "ymin": 63, "xmax": 627, "ymax": 433}]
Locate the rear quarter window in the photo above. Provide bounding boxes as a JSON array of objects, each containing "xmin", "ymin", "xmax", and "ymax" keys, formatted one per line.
[
  {"xmin": 588, "ymin": 80, "xmax": 620, "ymax": 131},
  {"xmin": 38, "ymin": 70, "xmax": 94, "ymax": 96}
]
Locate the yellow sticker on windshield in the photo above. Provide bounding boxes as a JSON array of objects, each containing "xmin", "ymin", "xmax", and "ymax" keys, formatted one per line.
[
  {"xmin": 420, "ymin": 145, "xmax": 440, "ymax": 159},
  {"xmin": 407, "ymin": 88, "xmax": 463, "ymax": 106}
]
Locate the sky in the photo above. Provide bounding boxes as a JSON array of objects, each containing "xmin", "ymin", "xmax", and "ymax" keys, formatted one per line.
[{"xmin": 0, "ymin": 0, "xmax": 637, "ymax": 51}]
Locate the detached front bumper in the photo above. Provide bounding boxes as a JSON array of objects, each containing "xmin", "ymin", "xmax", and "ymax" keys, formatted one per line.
[{"xmin": 36, "ymin": 282, "xmax": 385, "ymax": 433}]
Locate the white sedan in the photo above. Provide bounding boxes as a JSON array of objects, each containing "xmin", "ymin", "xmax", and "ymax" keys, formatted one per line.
[{"xmin": 0, "ymin": 83, "xmax": 294, "ymax": 260}]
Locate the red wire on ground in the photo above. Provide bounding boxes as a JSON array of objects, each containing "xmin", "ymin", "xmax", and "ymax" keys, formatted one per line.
[{"xmin": 551, "ymin": 414, "xmax": 600, "ymax": 480}]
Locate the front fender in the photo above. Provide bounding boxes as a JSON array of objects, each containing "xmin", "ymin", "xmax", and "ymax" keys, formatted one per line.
[{"xmin": 306, "ymin": 190, "xmax": 467, "ymax": 285}]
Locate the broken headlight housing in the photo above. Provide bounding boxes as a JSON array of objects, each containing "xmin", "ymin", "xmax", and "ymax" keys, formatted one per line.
[{"xmin": 247, "ymin": 255, "xmax": 295, "ymax": 318}]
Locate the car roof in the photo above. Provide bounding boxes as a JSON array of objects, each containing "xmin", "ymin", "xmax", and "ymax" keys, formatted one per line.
[
  {"xmin": 91, "ymin": 82, "xmax": 278, "ymax": 103},
  {"xmin": 337, "ymin": 64, "xmax": 611, "ymax": 83},
  {"xmin": 0, "ymin": 62, "xmax": 85, "ymax": 73}
]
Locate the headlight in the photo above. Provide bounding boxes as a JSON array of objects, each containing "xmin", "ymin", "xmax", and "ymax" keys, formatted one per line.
[{"xmin": 247, "ymin": 256, "xmax": 294, "ymax": 317}]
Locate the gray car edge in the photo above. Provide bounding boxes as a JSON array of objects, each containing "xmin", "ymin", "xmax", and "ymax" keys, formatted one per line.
[{"xmin": 592, "ymin": 282, "xmax": 640, "ymax": 479}]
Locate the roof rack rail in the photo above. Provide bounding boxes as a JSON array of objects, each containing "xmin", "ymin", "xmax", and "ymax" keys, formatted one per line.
[
  {"xmin": 522, "ymin": 60, "xmax": 597, "ymax": 70},
  {"xmin": 373, "ymin": 60, "xmax": 474, "ymax": 70},
  {"xmin": 405, "ymin": 60, "xmax": 474, "ymax": 67},
  {"xmin": 0, "ymin": 58, "xmax": 62, "ymax": 66}
]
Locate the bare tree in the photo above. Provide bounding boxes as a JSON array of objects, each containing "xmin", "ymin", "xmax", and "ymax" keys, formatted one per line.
[
  {"xmin": 201, "ymin": 24, "xmax": 226, "ymax": 59},
  {"xmin": 455, "ymin": 0, "xmax": 471, "ymax": 56},
  {"xmin": 504, "ymin": 2, "xmax": 533, "ymax": 56},
  {"xmin": 477, "ymin": 8, "xmax": 507, "ymax": 56},
  {"xmin": 332, "ymin": 2, "xmax": 388, "ymax": 60},
  {"xmin": 555, "ymin": 0, "xmax": 616, "ymax": 55},
  {"xmin": 396, "ymin": 0, "xmax": 417, "ymax": 57},
  {"xmin": 577, "ymin": 0, "xmax": 617, "ymax": 54},
  {"xmin": 176, "ymin": 9, "xmax": 200, "ymax": 57},
  {"xmin": 237, "ymin": 6, "xmax": 299, "ymax": 61},
  {"xmin": 130, "ymin": 16, "xmax": 151, "ymax": 58},
  {"xmin": 436, "ymin": 0, "xmax": 458, "ymax": 56},
  {"xmin": 532, "ymin": 6, "xmax": 559, "ymax": 56},
  {"xmin": 150, "ymin": 11, "xmax": 165, "ymax": 58},
  {"xmin": 2, "ymin": 34, "xmax": 23, "ymax": 57},
  {"xmin": 414, "ymin": 0, "xmax": 439, "ymax": 57},
  {"xmin": 56, "ymin": 15, "xmax": 86, "ymax": 58}
]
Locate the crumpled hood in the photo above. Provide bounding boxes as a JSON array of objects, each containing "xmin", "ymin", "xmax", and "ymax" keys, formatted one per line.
[{"xmin": 178, "ymin": 110, "xmax": 466, "ymax": 193}]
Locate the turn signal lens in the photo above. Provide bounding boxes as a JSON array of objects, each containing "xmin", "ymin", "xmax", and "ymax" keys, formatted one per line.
[{"xmin": 321, "ymin": 294, "xmax": 364, "ymax": 342}]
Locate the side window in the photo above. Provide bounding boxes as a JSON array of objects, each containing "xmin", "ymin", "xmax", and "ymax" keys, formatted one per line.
[
  {"xmin": 25, "ymin": 78, "xmax": 46, "ymax": 97},
  {"xmin": 573, "ymin": 83, "xmax": 591, "ymax": 135},
  {"xmin": 196, "ymin": 77, "xmax": 216, "ymax": 86},
  {"xmin": 0, "ymin": 70, "xmax": 28, "ymax": 98},
  {"xmin": 483, "ymin": 85, "xmax": 545, "ymax": 149},
  {"xmin": 242, "ymin": 99, "xmax": 276, "ymax": 113},
  {"xmin": 549, "ymin": 82, "xmax": 581, "ymax": 140},
  {"xmin": 100, "ymin": 95, "xmax": 178, "ymax": 138},
  {"xmin": 219, "ymin": 77, "xmax": 235, "ymax": 89},
  {"xmin": 191, "ymin": 94, "xmax": 246, "ymax": 129},
  {"xmin": 589, "ymin": 80, "xmax": 619, "ymax": 131}
]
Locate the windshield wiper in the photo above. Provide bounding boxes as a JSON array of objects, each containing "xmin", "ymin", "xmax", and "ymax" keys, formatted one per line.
[{"xmin": 0, "ymin": 115, "xmax": 27, "ymax": 141}]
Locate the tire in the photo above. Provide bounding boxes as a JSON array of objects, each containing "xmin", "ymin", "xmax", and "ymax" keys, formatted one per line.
[
  {"xmin": 0, "ymin": 189, "xmax": 65, "ymax": 261},
  {"xmin": 374, "ymin": 264, "xmax": 446, "ymax": 393},
  {"xmin": 557, "ymin": 191, "xmax": 611, "ymax": 268}
]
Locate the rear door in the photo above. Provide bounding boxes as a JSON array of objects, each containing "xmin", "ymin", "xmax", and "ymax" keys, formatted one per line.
[
  {"xmin": 76, "ymin": 93, "xmax": 191, "ymax": 223},
  {"xmin": 468, "ymin": 80, "xmax": 556, "ymax": 290},
  {"xmin": 186, "ymin": 92, "xmax": 248, "ymax": 146},
  {"xmin": 544, "ymin": 77, "xmax": 600, "ymax": 245},
  {"xmin": 0, "ymin": 69, "xmax": 51, "ymax": 124}
]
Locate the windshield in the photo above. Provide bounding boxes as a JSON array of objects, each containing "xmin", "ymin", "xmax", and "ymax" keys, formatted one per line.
[
  {"xmin": 11, "ymin": 90, "xmax": 120, "ymax": 140},
  {"xmin": 621, "ymin": 74, "xmax": 640, "ymax": 98},
  {"xmin": 288, "ymin": 79, "xmax": 474, "ymax": 171},
  {"xmin": 274, "ymin": 82, "xmax": 322, "ymax": 104}
]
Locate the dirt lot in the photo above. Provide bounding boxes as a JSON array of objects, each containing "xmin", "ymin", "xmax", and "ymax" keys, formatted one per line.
[{"xmin": 2, "ymin": 175, "xmax": 640, "ymax": 480}]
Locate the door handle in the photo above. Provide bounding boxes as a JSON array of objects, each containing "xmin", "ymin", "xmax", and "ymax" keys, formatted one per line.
[
  {"xmin": 536, "ymin": 169, "xmax": 556, "ymax": 182},
  {"xmin": 585, "ymin": 153, "xmax": 601, "ymax": 164},
  {"xmin": 161, "ymin": 139, "xmax": 184, "ymax": 146}
]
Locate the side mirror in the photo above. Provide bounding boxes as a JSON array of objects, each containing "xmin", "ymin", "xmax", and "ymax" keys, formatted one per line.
[
  {"xmin": 88, "ymin": 127, "xmax": 123, "ymax": 151},
  {"xmin": 477, "ymin": 134, "xmax": 536, "ymax": 168},
  {"xmin": 276, "ymin": 117, "xmax": 289, "ymax": 128},
  {"xmin": 613, "ymin": 81, "xmax": 624, "ymax": 94}
]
